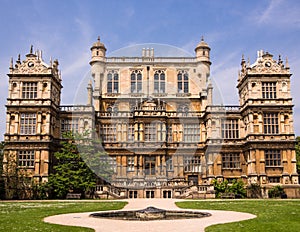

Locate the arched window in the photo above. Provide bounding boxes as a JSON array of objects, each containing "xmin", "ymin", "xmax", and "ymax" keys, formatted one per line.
[
  {"xmin": 154, "ymin": 70, "xmax": 165, "ymax": 93},
  {"xmin": 107, "ymin": 71, "xmax": 119, "ymax": 93},
  {"xmin": 177, "ymin": 70, "xmax": 189, "ymax": 93},
  {"xmin": 131, "ymin": 70, "xmax": 142, "ymax": 93}
]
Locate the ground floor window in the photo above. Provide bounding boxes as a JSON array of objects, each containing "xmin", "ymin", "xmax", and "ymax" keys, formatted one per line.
[
  {"xmin": 163, "ymin": 190, "xmax": 172, "ymax": 198},
  {"xmin": 129, "ymin": 190, "xmax": 138, "ymax": 198},
  {"xmin": 268, "ymin": 177, "xmax": 281, "ymax": 183},
  {"xmin": 146, "ymin": 190, "xmax": 155, "ymax": 198}
]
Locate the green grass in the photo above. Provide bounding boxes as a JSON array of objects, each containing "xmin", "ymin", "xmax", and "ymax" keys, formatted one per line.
[
  {"xmin": 176, "ymin": 200, "xmax": 300, "ymax": 232},
  {"xmin": 0, "ymin": 201, "xmax": 127, "ymax": 232}
]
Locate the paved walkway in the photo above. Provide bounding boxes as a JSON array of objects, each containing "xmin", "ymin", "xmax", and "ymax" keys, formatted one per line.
[{"xmin": 44, "ymin": 199, "xmax": 256, "ymax": 232}]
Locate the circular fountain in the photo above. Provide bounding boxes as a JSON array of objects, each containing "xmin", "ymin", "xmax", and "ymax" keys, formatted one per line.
[{"xmin": 90, "ymin": 206, "xmax": 211, "ymax": 221}]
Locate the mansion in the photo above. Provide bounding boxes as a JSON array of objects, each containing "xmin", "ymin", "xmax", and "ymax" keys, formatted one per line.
[{"xmin": 3, "ymin": 37, "xmax": 300, "ymax": 198}]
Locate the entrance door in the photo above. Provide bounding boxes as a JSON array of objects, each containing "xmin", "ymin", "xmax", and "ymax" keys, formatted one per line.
[{"xmin": 144, "ymin": 156, "xmax": 156, "ymax": 175}]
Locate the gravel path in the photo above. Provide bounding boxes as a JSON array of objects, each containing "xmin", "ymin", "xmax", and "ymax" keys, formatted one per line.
[{"xmin": 44, "ymin": 199, "xmax": 256, "ymax": 232}]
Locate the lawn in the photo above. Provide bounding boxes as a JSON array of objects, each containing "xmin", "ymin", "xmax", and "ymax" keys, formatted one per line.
[
  {"xmin": 176, "ymin": 200, "xmax": 300, "ymax": 232},
  {"xmin": 0, "ymin": 201, "xmax": 127, "ymax": 232}
]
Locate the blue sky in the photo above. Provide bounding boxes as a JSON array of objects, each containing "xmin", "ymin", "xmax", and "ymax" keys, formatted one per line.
[{"xmin": 1, "ymin": 0, "xmax": 300, "ymax": 139}]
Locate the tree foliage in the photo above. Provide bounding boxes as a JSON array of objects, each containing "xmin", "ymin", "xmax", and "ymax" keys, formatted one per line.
[
  {"xmin": 46, "ymin": 132, "xmax": 97, "ymax": 199},
  {"xmin": 212, "ymin": 179, "xmax": 246, "ymax": 198}
]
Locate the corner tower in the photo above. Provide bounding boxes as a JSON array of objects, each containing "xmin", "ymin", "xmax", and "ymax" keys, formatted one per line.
[
  {"xmin": 237, "ymin": 51, "xmax": 298, "ymax": 197},
  {"xmin": 3, "ymin": 47, "xmax": 62, "ymax": 199}
]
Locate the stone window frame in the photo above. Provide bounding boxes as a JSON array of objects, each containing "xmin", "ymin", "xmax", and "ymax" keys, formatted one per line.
[
  {"xmin": 183, "ymin": 123, "xmax": 200, "ymax": 142},
  {"xmin": 101, "ymin": 124, "xmax": 117, "ymax": 142},
  {"xmin": 22, "ymin": 82, "xmax": 38, "ymax": 99},
  {"xmin": 130, "ymin": 70, "xmax": 143, "ymax": 93},
  {"xmin": 18, "ymin": 150, "xmax": 35, "ymax": 168},
  {"xmin": 20, "ymin": 113, "xmax": 36, "ymax": 135},
  {"xmin": 127, "ymin": 156, "xmax": 135, "ymax": 172},
  {"xmin": 154, "ymin": 70, "xmax": 166, "ymax": 93},
  {"xmin": 265, "ymin": 149, "xmax": 281, "ymax": 167},
  {"xmin": 262, "ymin": 82, "xmax": 277, "ymax": 99},
  {"xmin": 268, "ymin": 176, "xmax": 281, "ymax": 183},
  {"xmin": 144, "ymin": 123, "xmax": 157, "ymax": 142},
  {"xmin": 107, "ymin": 70, "xmax": 119, "ymax": 93},
  {"xmin": 61, "ymin": 118, "xmax": 79, "ymax": 134},
  {"xmin": 221, "ymin": 119, "xmax": 239, "ymax": 139},
  {"xmin": 263, "ymin": 113, "xmax": 279, "ymax": 134},
  {"xmin": 183, "ymin": 155, "xmax": 201, "ymax": 173},
  {"xmin": 177, "ymin": 70, "xmax": 189, "ymax": 93},
  {"xmin": 222, "ymin": 153, "xmax": 241, "ymax": 169},
  {"xmin": 166, "ymin": 156, "xmax": 173, "ymax": 171}
]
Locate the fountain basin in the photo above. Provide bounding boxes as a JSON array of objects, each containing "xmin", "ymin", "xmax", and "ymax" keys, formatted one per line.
[{"xmin": 90, "ymin": 206, "xmax": 211, "ymax": 221}]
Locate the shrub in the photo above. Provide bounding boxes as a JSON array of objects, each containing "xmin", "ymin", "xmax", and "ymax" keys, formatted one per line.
[{"xmin": 268, "ymin": 185, "xmax": 285, "ymax": 198}]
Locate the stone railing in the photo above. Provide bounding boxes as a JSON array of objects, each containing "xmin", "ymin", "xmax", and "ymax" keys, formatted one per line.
[
  {"xmin": 60, "ymin": 105, "xmax": 94, "ymax": 112},
  {"xmin": 106, "ymin": 57, "xmax": 196, "ymax": 63}
]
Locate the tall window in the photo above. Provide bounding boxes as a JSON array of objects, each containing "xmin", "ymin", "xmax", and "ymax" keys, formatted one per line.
[
  {"xmin": 154, "ymin": 70, "xmax": 165, "ymax": 93},
  {"xmin": 262, "ymin": 82, "xmax": 276, "ymax": 99},
  {"xmin": 22, "ymin": 82, "xmax": 37, "ymax": 99},
  {"xmin": 264, "ymin": 113, "xmax": 279, "ymax": 134},
  {"xmin": 20, "ymin": 113, "xmax": 36, "ymax": 135},
  {"xmin": 144, "ymin": 156, "xmax": 156, "ymax": 175},
  {"xmin": 127, "ymin": 124, "xmax": 134, "ymax": 142},
  {"xmin": 221, "ymin": 119, "xmax": 239, "ymax": 139},
  {"xmin": 102, "ymin": 124, "xmax": 117, "ymax": 142},
  {"xmin": 144, "ymin": 123, "xmax": 156, "ymax": 141},
  {"xmin": 177, "ymin": 71, "xmax": 189, "ymax": 93},
  {"xmin": 183, "ymin": 124, "xmax": 200, "ymax": 142},
  {"xmin": 156, "ymin": 122, "xmax": 166, "ymax": 142},
  {"xmin": 61, "ymin": 118, "xmax": 79, "ymax": 133},
  {"xmin": 131, "ymin": 70, "xmax": 142, "ymax": 93},
  {"xmin": 184, "ymin": 156, "xmax": 201, "ymax": 172},
  {"xmin": 107, "ymin": 71, "xmax": 119, "ymax": 93},
  {"xmin": 18, "ymin": 150, "xmax": 35, "ymax": 167},
  {"xmin": 265, "ymin": 150, "xmax": 281, "ymax": 167},
  {"xmin": 166, "ymin": 157, "xmax": 173, "ymax": 171},
  {"xmin": 127, "ymin": 156, "xmax": 135, "ymax": 172},
  {"xmin": 222, "ymin": 153, "xmax": 240, "ymax": 169}
]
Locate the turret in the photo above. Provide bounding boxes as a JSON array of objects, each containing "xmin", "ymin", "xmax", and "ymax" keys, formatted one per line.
[
  {"xmin": 195, "ymin": 36, "xmax": 211, "ymax": 64},
  {"xmin": 89, "ymin": 36, "xmax": 107, "ymax": 111},
  {"xmin": 90, "ymin": 36, "xmax": 107, "ymax": 64}
]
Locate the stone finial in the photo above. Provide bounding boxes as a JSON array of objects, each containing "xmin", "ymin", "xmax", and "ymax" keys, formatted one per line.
[
  {"xmin": 201, "ymin": 35, "xmax": 204, "ymax": 41},
  {"xmin": 10, "ymin": 57, "xmax": 13, "ymax": 69},
  {"xmin": 285, "ymin": 57, "xmax": 289, "ymax": 69},
  {"xmin": 97, "ymin": 36, "xmax": 100, "ymax": 42},
  {"xmin": 30, "ymin": 45, "xmax": 33, "ymax": 54},
  {"xmin": 17, "ymin": 54, "xmax": 21, "ymax": 64}
]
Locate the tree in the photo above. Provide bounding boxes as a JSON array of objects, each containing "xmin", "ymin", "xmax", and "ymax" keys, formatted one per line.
[{"xmin": 46, "ymin": 132, "xmax": 97, "ymax": 199}]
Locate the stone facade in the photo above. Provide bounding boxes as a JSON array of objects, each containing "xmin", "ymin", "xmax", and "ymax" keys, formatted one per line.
[{"xmin": 3, "ymin": 38, "xmax": 299, "ymax": 199}]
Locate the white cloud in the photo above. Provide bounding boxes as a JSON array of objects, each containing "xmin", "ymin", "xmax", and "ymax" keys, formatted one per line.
[{"xmin": 250, "ymin": 0, "xmax": 300, "ymax": 28}]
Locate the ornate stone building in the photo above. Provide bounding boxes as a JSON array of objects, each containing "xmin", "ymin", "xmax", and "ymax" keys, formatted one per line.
[{"xmin": 3, "ymin": 38, "xmax": 299, "ymax": 198}]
